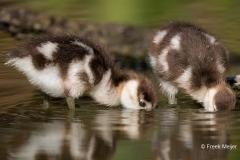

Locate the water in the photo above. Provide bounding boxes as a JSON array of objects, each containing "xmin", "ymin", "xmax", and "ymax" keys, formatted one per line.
[
  {"xmin": 0, "ymin": 99, "xmax": 240, "ymax": 160},
  {"xmin": 1, "ymin": 1, "xmax": 240, "ymax": 160},
  {"xmin": 1, "ymin": 31, "xmax": 240, "ymax": 160}
]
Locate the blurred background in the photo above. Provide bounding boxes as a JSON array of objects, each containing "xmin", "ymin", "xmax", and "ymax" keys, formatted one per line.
[
  {"xmin": 0, "ymin": 1, "xmax": 240, "ymax": 160},
  {"xmin": 1, "ymin": 0, "xmax": 240, "ymax": 54}
]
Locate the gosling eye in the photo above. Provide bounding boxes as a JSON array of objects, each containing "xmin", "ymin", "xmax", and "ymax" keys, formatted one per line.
[{"xmin": 139, "ymin": 101, "xmax": 146, "ymax": 107}]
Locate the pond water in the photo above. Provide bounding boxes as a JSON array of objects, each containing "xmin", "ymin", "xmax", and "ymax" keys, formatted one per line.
[
  {"xmin": 1, "ymin": 31, "xmax": 240, "ymax": 160},
  {"xmin": 1, "ymin": 1, "xmax": 240, "ymax": 160}
]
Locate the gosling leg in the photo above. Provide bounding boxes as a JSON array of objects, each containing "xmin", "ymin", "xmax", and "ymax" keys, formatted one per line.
[
  {"xmin": 158, "ymin": 78, "xmax": 178, "ymax": 105},
  {"xmin": 168, "ymin": 95, "xmax": 177, "ymax": 105},
  {"xmin": 66, "ymin": 97, "xmax": 75, "ymax": 109},
  {"xmin": 43, "ymin": 94, "xmax": 50, "ymax": 109}
]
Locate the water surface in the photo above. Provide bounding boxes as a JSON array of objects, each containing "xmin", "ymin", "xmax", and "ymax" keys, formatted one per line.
[{"xmin": 1, "ymin": 30, "xmax": 240, "ymax": 160}]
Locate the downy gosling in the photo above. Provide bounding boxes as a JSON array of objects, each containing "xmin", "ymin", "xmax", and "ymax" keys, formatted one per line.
[
  {"xmin": 148, "ymin": 21, "xmax": 236, "ymax": 111},
  {"xmin": 5, "ymin": 34, "xmax": 156, "ymax": 110}
]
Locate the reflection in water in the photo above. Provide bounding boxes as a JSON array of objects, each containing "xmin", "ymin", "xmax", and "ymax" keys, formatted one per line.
[
  {"xmin": 152, "ymin": 109, "xmax": 232, "ymax": 160},
  {"xmin": 10, "ymin": 122, "xmax": 115, "ymax": 160},
  {"xmin": 0, "ymin": 101, "xmax": 239, "ymax": 159},
  {"xmin": 7, "ymin": 109, "xmax": 155, "ymax": 160}
]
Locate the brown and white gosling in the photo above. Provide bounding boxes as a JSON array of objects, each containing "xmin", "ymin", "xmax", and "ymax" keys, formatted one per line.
[
  {"xmin": 148, "ymin": 21, "xmax": 236, "ymax": 111},
  {"xmin": 4, "ymin": 34, "xmax": 156, "ymax": 109}
]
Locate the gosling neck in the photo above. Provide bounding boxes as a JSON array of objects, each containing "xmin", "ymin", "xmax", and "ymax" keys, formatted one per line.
[
  {"xmin": 120, "ymin": 80, "xmax": 139, "ymax": 109},
  {"xmin": 88, "ymin": 69, "xmax": 124, "ymax": 106},
  {"xmin": 202, "ymin": 87, "xmax": 217, "ymax": 111}
]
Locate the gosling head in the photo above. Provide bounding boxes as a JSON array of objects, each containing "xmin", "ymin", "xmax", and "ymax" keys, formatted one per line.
[
  {"xmin": 120, "ymin": 75, "xmax": 156, "ymax": 109},
  {"xmin": 203, "ymin": 84, "xmax": 236, "ymax": 111}
]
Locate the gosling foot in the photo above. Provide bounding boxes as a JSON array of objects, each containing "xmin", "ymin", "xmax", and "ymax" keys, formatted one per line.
[
  {"xmin": 66, "ymin": 97, "xmax": 75, "ymax": 109},
  {"xmin": 43, "ymin": 94, "xmax": 50, "ymax": 109},
  {"xmin": 68, "ymin": 109, "xmax": 76, "ymax": 119},
  {"xmin": 168, "ymin": 95, "xmax": 177, "ymax": 105}
]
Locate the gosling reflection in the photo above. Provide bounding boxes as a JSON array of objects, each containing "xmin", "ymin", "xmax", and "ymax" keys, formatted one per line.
[
  {"xmin": 10, "ymin": 122, "xmax": 104, "ymax": 160},
  {"xmin": 152, "ymin": 109, "xmax": 232, "ymax": 160},
  {"xmin": 9, "ymin": 109, "xmax": 155, "ymax": 159}
]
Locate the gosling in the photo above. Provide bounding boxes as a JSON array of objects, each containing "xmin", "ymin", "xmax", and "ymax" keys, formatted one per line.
[
  {"xmin": 148, "ymin": 21, "xmax": 236, "ymax": 111},
  {"xmin": 4, "ymin": 34, "xmax": 156, "ymax": 109}
]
